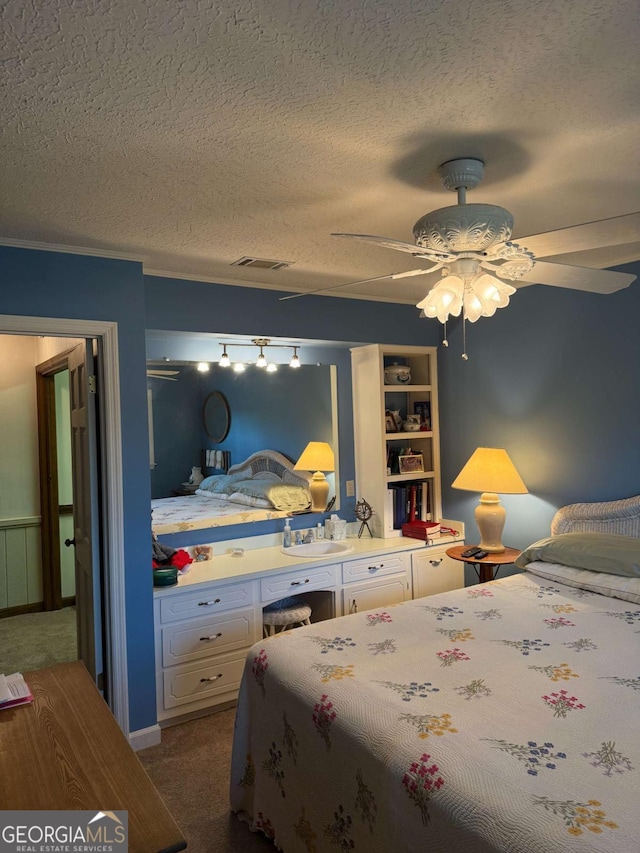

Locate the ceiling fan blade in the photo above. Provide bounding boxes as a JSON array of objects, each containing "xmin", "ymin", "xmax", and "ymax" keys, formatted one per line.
[
  {"xmin": 391, "ymin": 268, "xmax": 437, "ymax": 280},
  {"xmin": 147, "ymin": 375, "xmax": 178, "ymax": 381},
  {"xmin": 279, "ymin": 271, "xmax": 407, "ymax": 301},
  {"xmin": 517, "ymin": 212, "xmax": 640, "ymax": 259},
  {"xmin": 147, "ymin": 369, "xmax": 179, "ymax": 376},
  {"xmin": 331, "ymin": 233, "xmax": 445, "ymax": 259},
  {"xmin": 517, "ymin": 260, "xmax": 636, "ymax": 293}
]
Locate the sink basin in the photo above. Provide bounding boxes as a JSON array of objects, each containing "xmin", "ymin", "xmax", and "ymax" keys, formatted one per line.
[{"xmin": 281, "ymin": 541, "xmax": 354, "ymax": 558}]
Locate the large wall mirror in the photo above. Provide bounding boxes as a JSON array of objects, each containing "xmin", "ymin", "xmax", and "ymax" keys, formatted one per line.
[{"xmin": 146, "ymin": 332, "xmax": 345, "ymax": 541}]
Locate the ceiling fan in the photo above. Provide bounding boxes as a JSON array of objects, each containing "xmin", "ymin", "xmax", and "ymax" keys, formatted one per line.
[
  {"xmin": 147, "ymin": 369, "xmax": 179, "ymax": 381},
  {"xmin": 282, "ymin": 158, "xmax": 638, "ymax": 322}
]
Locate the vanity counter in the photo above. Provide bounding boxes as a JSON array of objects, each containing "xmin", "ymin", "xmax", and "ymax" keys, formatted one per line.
[{"xmin": 153, "ymin": 534, "xmax": 440, "ymax": 596}]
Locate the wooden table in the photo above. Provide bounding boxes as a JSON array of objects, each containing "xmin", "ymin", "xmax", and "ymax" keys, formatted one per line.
[
  {"xmin": 0, "ymin": 661, "xmax": 186, "ymax": 853},
  {"xmin": 446, "ymin": 545, "xmax": 521, "ymax": 583}
]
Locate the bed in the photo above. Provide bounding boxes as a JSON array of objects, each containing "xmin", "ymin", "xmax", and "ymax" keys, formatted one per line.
[
  {"xmin": 151, "ymin": 450, "xmax": 312, "ymax": 535},
  {"xmin": 230, "ymin": 496, "xmax": 640, "ymax": 852}
]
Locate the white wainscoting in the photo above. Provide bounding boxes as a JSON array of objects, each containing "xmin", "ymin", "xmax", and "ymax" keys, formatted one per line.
[{"xmin": 0, "ymin": 516, "xmax": 42, "ymax": 610}]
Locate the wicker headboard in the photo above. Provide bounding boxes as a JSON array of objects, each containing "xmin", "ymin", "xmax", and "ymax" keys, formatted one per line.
[
  {"xmin": 551, "ymin": 495, "xmax": 640, "ymax": 537},
  {"xmin": 226, "ymin": 450, "xmax": 312, "ymax": 489}
]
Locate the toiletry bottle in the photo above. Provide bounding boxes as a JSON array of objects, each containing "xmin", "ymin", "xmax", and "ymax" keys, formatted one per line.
[
  {"xmin": 316, "ymin": 522, "xmax": 324, "ymax": 540},
  {"xmin": 283, "ymin": 520, "xmax": 291, "ymax": 548}
]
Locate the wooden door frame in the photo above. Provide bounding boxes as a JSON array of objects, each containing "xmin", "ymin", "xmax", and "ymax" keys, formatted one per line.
[
  {"xmin": 0, "ymin": 315, "xmax": 129, "ymax": 738},
  {"xmin": 36, "ymin": 349, "xmax": 73, "ymax": 612}
]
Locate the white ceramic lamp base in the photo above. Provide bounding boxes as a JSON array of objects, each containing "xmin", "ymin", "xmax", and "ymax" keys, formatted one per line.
[
  {"xmin": 475, "ymin": 492, "xmax": 506, "ymax": 553},
  {"xmin": 309, "ymin": 472, "xmax": 329, "ymax": 513}
]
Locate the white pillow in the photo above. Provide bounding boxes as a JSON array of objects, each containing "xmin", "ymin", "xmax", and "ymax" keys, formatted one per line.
[{"xmin": 525, "ymin": 561, "xmax": 640, "ymax": 605}]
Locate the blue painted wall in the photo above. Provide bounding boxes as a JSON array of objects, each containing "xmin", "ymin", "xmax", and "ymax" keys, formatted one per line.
[
  {"xmin": 0, "ymin": 246, "xmax": 155, "ymax": 733},
  {"xmin": 149, "ymin": 366, "xmax": 203, "ymax": 498},
  {"xmin": 438, "ymin": 260, "xmax": 640, "ymax": 583},
  {"xmin": 2, "ymin": 246, "xmax": 637, "ymax": 727}
]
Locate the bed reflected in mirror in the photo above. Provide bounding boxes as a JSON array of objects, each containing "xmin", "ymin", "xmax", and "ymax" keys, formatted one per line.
[{"xmin": 147, "ymin": 357, "xmax": 340, "ymax": 538}]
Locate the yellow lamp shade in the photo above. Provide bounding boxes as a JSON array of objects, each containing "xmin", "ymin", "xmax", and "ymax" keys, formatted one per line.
[{"xmin": 452, "ymin": 448, "xmax": 527, "ymax": 553}]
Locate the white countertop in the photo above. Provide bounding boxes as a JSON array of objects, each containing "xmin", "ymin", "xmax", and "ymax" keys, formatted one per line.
[{"xmin": 153, "ymin": 533, "xmax": 462, "ymax": 596}]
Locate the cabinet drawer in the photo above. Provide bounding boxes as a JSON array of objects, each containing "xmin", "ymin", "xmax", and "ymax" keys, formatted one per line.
[
  {"xmin": 161, "ymin": 608, "xmax": 255, "ymax": 667},
  {"xmin": 260, "ymin": 564, "xmax": 338, "ymax": 602},
  {"xmin": 163, "ymin": 653, "xmax": 247, "ymax": 709},
  {"xmin": 159, "ymin": 581, "xmax": 254, "ymax": 623},
  {"xmin": 342, "ymin": 552, "xmax": 408, "ymax": 584}
]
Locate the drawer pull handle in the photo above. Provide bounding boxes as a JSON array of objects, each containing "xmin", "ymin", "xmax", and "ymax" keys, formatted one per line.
[
  {"xmin": 198, "ymin": 598, "xmax": 221, "ymax": 606},
  {"xmin": 368, "ymin": 564, "xmax": 383, "ymax": 572},
  {"xmin": 290, "ymin": 578, "xmax": 310, "ymax": 586},
  {"xmin": 200, "ymin": 674, "xmax": 223, "ymax": 682},
  {"xmin": 429, "ymin": 559, "xmax": 443, "ymax": 567},
  {"xmin": 200, "ymin": 632, "xmax": 223, "ymax": 641}
]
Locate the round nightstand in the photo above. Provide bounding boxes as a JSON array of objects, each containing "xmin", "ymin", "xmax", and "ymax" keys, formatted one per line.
[{"xmin": 446, "ymin": 545, "xmax": 521, "ymax": 583}]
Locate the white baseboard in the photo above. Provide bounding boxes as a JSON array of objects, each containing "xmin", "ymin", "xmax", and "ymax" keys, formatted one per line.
[{"xmin": 129, "ymin": 724, "xmax": 162, "ymax": 751}]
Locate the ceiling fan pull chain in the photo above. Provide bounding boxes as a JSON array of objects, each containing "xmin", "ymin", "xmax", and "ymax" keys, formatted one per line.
[
  {"xmin": 462, "ymin": 316, "xmax": 469, "ymax": 361},
  {"xmin": 442, "ymin": 321, "xmax": 449, "ymax": 347}
]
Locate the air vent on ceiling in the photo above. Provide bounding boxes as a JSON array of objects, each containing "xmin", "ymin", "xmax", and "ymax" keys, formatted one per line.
[{"xmin": 232, "ymin": 256, "xmax": 292, "ymax": 271}]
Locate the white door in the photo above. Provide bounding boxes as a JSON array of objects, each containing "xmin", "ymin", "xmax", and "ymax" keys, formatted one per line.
[{"xmin": 68, "ymin": 342, "xmax": 103, "ymax": 683}]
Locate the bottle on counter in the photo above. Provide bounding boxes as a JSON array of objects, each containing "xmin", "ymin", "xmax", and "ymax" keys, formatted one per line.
[{"xmin": 283, "ymin": 519, "xmax": 292, "ymax": 548}]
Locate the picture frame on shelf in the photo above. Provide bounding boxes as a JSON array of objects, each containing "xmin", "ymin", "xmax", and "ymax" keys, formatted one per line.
[
  {"xmin": 384, "ymin": 413, "xmax": 398, "ymax": 433},
  {"xmin": 398, "ymin": 453, "xmax": 424, "ymax": 474},
  {"xmin": 413, "ymin": 401, "xmax": 431, "ymax": 430}
]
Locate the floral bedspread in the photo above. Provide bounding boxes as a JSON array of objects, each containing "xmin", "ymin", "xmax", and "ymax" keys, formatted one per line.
[
  {"xmin": 230, "ymin": 571, "xmax": 639, "ymax": 852},
  {"xmin": 150, "ymin": 494, "xmax": 288, "ymax": 535}
]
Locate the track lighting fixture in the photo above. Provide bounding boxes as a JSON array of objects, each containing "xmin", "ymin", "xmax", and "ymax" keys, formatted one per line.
[{"xmin": 216, "ymin": 339, "xmax": 302, "ymax": 370}]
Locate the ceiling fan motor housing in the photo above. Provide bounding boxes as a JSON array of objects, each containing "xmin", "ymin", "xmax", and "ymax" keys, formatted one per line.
[{"xmin": 413, "ymin": 204, "xmax": 514, "ymax": 253}]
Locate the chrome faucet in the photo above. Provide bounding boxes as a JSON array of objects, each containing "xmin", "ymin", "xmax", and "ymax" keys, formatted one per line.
[{"xmin": 302, "ymin": 529, "xmax": 315, "ymax": 543}]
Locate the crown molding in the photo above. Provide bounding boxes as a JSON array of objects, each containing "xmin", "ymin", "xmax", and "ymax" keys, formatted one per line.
[
  {"xmin": 0, "ymin": 237, "xmax": 144, "ymax": 263},
  {"xmin": 0, "ymin": 237, "xmax": 416, "ymax": 304}
]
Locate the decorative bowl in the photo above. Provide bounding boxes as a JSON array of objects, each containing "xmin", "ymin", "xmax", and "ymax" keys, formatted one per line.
[{"xmin": 384, "ymin": 362, "xmax": 411, "ymax": 384}]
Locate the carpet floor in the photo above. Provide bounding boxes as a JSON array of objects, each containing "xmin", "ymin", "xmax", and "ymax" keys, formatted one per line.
[
  {"xmin": 0, "ymin": 606, "xmax": 77, "ymax": 674},
  {"xmin": 138, "ymin": 708, "xmax": 274, "ymax": 853}
]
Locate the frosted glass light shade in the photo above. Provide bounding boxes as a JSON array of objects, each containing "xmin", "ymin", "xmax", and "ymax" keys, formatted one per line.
[
  {"xmin": 294, "ymin": 442, "xmax": 335, "ymax": 512},
  {"xmin": 452, "ymin": 448, "xmax": 527, "ymax": 553},
  {"xmin": 416, "ymin": 273, "xmax": 516, "ymax": 324}
]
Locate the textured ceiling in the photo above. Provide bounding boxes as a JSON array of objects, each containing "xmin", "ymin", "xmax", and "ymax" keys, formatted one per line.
[{"xmin": 1, "ymin": 0, "xmax": 639, "ymax": 304}]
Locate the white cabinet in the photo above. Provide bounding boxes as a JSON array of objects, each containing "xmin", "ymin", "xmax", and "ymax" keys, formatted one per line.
[
  {"xmin": 341, "ymin": 551, "xmax": 411, "ymax": 614},
  {"xmin": 342, "ymin": 577, "xmax": 409, "ymax": 614},
  {"xmin": 154, "ymin": 540, "xmax": 464, "ymax": 725},
  {"xmin": 351, "ymin": 344, "xmax": 442, "ymax": 537},
  {"xmin": 412, "ymin": 546, "xmax": 464, "ymax": 599},
  {"xmin": 154, "ymin": 577, "xmax": 260, "ymax": 723}
]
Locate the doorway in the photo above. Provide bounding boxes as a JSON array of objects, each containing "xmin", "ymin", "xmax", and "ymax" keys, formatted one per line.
[
  {"xmin": 0, "ymin": 338, "xmax": 80, "ymax": 676},
  {"xmin": 0, "ymin": 315, "xmax": 129, "ymax": 736}
]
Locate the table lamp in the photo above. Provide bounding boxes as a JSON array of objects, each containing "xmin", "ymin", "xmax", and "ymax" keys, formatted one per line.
[
  {"xmin": 294, "ymin": 441, "xmax": 335, "ymax": 512},
  {"xmin": 451, "ymin": 447, "xmax": 527, "ymax": 552}
]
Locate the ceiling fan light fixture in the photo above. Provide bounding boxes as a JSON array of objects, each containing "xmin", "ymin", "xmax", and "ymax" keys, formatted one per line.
[{"xmin": 417, "ymin": 268, "xmax": 516, "ymax": 325}]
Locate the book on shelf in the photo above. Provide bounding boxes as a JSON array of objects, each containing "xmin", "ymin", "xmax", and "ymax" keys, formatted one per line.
[
  {"xmin": 0, "ymin": 672, "xmax": 33, "ymax": 709},
  {"xmin": 401, "ymin": 520, "xmax": 441, "ymax": 541},
  {"xmin": 388, "ymin": 481, "xmax": 434, "ymax": 529}
]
